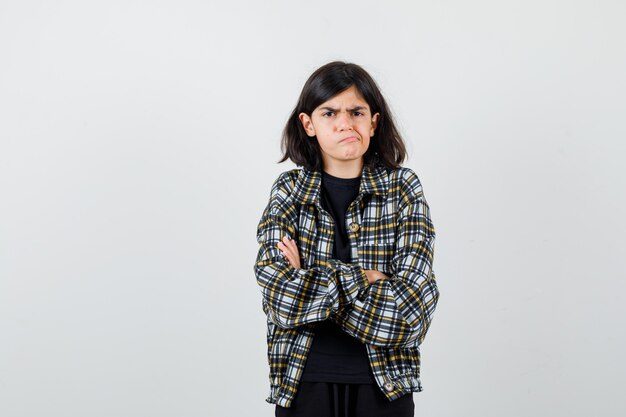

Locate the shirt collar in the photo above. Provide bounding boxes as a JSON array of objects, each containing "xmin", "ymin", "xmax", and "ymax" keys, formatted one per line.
[{"xmin": 293, "ymin": 163, "xmax": 389, "ymax": 206}]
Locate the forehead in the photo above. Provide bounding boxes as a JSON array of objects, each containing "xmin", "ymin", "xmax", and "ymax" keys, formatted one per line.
[{"xmin": 317, "ymin": 85, "xmax": 369, "ymax": 109}]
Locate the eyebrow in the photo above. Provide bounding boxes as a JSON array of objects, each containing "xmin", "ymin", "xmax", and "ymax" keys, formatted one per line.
[{"xmin": 318, "ymin": 106, "xmax": 368, "ymax": 112}]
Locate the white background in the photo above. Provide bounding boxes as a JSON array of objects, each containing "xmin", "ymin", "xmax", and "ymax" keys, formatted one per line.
[{"xmin": 1, "ymin": 1, "xmax": 625, "ymax": 416}]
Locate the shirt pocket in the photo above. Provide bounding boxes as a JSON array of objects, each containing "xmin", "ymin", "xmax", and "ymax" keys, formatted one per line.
[{"xmin": 357, "ymin": 242, "xmax": 396, "ymax": 275}]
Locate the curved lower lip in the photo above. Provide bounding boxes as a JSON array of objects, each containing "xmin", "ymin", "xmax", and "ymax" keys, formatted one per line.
[{"xmin": 341, "ymin": 136, "xmax": 358, "ymax": 143}]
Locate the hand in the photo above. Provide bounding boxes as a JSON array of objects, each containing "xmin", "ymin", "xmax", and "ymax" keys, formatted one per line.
[
  {"xmin": 277, "ymin": 237, "xmax": 387, "ymax": 284},
  {"xmin": 277, "ymin": 236, "xmax": 301, "ymax": 269},
  {"xmin": 364, "ymin": 269, "xmax": 389, "ymax": 285}
]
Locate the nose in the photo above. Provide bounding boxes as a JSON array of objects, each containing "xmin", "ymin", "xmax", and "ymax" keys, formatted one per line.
[{"xmin": 336, "ymin": 111, "xmax": 353, "ymax": 131}]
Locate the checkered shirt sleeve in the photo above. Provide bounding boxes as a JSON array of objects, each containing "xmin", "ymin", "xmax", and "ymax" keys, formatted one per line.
[
  {"xmin": 333, "ymin": 171, "xmax": 439, "ymax": 348},
  {"xmin": 254, "ymin": 173, "xmax": 371, "ymax": 329}
]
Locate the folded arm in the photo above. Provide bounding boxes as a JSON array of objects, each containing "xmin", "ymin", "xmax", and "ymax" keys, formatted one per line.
[
  {"xmin": 332, "ymin": 183, "xmax": 440, "ymax": 349},
  {"xmin": 254, "ymin": 173, "xmax": 370, "ymax": 329}
]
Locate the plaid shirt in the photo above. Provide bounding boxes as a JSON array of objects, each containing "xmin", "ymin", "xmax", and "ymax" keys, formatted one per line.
[{"xmin": 254, "ymin": 162, "xmax": 440, "ymax": 408}]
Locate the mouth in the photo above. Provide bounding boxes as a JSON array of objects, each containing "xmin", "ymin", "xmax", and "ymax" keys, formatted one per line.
[{"xmin": 340, "ymin": 136, "xmax": 359, "ymax": 143}]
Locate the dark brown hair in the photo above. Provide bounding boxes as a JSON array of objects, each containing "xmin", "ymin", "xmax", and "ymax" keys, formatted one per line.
[{"xmin": 278, "ymin": 61, "xmax": 407, "ymax": 171}]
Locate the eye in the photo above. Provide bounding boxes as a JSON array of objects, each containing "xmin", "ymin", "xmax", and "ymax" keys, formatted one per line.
[
  {"xmin": 322, "ymin": 111, "xmax": 335, "ymax": 117},
  {"xmin": 353, "ymin": 111, "xmax": 364, "ymax": 116}
]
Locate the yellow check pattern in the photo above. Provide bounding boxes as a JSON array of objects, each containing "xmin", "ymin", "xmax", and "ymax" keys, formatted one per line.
[{"xmin": 254, "ymin": 163, "xmax": 440, "ymax": 408}]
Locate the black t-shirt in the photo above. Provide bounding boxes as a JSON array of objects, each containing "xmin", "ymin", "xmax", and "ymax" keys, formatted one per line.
[{"xmin": 299, "ymin": 170, "xmax": 376, "ymax": 384}]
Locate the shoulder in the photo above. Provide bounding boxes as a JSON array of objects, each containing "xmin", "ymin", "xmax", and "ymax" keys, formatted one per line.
[
  {"xmin": 387, "ymin": 166, "xmax": 424, "ymax": 200},
  {"xmin": 264, "ymin": 168, "xmax": 302, "ymax": 213},
  {"xmin": 269, "ymin": 168, "xmax": 301, "ymax": 194}
]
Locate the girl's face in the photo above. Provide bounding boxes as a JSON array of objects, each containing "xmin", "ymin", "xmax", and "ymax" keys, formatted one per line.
[{"xmin": 299, "ymin": 85, "xmax": 379, "ymax": 172}]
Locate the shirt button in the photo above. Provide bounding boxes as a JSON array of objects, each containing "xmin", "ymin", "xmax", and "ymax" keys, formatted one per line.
[
  {"xmin": 349, "ymin": 223, "xmax": 360, "ymax": 232},
  {"xmin": 384, "ymin": 382, "xmax": 395, "ymax": 392}
]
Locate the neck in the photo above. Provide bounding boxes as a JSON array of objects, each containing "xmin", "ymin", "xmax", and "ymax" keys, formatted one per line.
[{"xmin": 322, "ymin": 158, "xmax": 364, "ymax": 179}]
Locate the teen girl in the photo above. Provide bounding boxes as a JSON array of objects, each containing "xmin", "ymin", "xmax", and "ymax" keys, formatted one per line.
[{"xmin": 254, "ymin": 61, "xmax": 440, "ymax": 417}]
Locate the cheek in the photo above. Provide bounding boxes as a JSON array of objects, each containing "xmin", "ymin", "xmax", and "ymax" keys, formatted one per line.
[
  {"xmin": 359, "ymin": 123, "xmax": 373, "ymax": 136},
  {"xmin": 315, "ymin": 137, "xmax": 335, "ymax": 153}
]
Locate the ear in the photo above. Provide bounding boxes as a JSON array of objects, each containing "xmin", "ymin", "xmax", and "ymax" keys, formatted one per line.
[
  {"xmin": 298, "ymin": 112, "xmax": 316, "ymax": 137},
  {"xmin": 370, "ymin": 112, "xmax": 380, "ymax": 136}
]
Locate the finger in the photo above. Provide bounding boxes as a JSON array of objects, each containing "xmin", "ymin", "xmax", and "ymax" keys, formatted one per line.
[
  {"xmin": 285, "ymin": 237, "xmax": 300, "ymax": 257},
  {"xmin": 277, "ymin": 242, "xmax": 296, "ymax": 265},
  {"xmin": 281, "ymin": 238, "xmax": 299, "ymax": 260},
  {"xmin": 279, "ymin": 237, "xmax": 300, "ymax": 269},
  {"xmin": 283, "ymin": 236, "xmax": 297, "ymax": 251},
  {"xmin": 277, "ymin": 241, "xmax": 294, "ymax": 257},
  {"xmin": 285, "ymin": 252, "xmax": 296, "ymax": 266}
]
